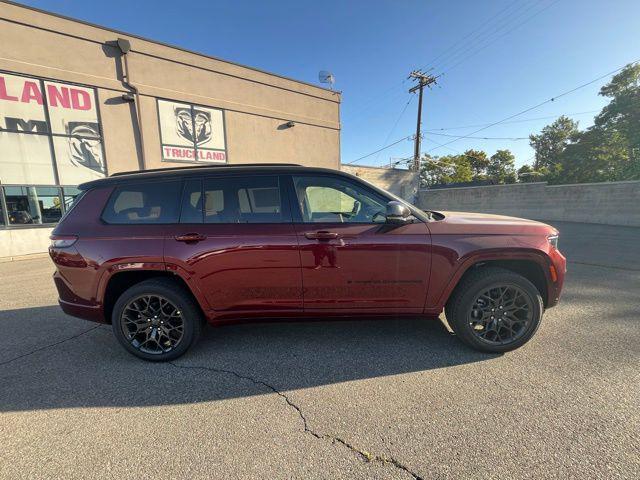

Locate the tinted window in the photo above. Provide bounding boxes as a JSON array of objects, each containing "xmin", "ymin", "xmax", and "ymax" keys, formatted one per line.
[
  {"xmin": 4, "ymin": 186, "xmax": 63, "ymax": 225},
  {"xmin": 179, "ymin": 179, "xmax": 203, "ymax": 223},
  {"xmin": 293, "ymin": 176, "xmax": 387, "ymax": 223},
  {"xmin": 102, "ymin": 181, "xmax": 181, "ymax": 224},
  {"xmin": 203, "ymin": 176, "xmax": 287, "ymax": 223}
]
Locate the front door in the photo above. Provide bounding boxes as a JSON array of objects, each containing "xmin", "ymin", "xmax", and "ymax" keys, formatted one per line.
[
  {"xmin": 290, "ymin": 174, "xmax": 431, "ymax": 313},
  {"xmin": 164, "ymin": 174, "xmax": 302, "ymax": 320}
]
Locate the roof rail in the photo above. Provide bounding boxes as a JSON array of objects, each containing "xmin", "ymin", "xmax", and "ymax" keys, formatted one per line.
[{"xmin": 109, "ymin": 163, "xmax": 303, "ymax": 177}]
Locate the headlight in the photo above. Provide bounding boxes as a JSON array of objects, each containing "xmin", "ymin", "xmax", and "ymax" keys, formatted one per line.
[{"xmin": 547, "ymin": 234, "xmax": 559, "ymax": 250}]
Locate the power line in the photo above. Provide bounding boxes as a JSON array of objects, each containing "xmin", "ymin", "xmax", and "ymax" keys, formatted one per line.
[
  {"xmin": 425, "ymin": 132, "xmax": 529, "ymax": 140},
  {"xmin": 345, "ymin": 1, "xmax": 555, "ymax": 129},
  {"xmin": 346, "ymin": 83, "xmax": 409, "ymax": 124},
  {"xmin": 438, "ymin": 0, "xmax": 561, "ymax": 73},
  {"xmin": 342, "ymin": 1, "xmax": 556, "ymax": 126},
  {"xmin": 343, "ymin": 1, "xmax": 532, "ymax": 119},
  {"xmin": 423, "ymin": 136, "xmax": 463, "ymax": 155},
  {"xmin": 345, "ymin": 135, "xmax": 413, "ymax": 165},
  {"xmin": 427, "ymin": 59, "xmax": 640, "ymax": 153},
  {"xmin": 388, "ymin": 136, "xmax": 459, "ymax": 168},
  {"xmin": 397, "ymin": 123, "xmax": 619, "ymax": 169},
  {"xmin": 424, "ymin": 110, "xmax": 600, "ymax": 131},
  {"xmin": 374, "ymin": 95, "xmax": 414, "ymax": 162},
  {"xmin": 425, "ymin": 0, "xmax": 543, "ymax": 72},
  {"xmin": 418, "ymin": 0, "xmax": 527, "ymax": 72}
]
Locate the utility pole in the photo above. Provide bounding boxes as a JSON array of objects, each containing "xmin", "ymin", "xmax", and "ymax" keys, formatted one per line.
[{"xmin": 408, "ymin": 70, "xmax": 438, "ymax": 171}]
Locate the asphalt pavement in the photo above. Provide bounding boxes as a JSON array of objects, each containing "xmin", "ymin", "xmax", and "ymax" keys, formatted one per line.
[{"xmin": 0, "ymin": 221, "xmax": 638, "ymax": 479}]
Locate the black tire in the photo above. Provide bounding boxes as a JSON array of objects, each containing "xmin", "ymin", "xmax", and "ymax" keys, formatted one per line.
[
  {"xmin": 445, "ymin": 267, "xmax": 544, "ymax": 353},
  {"xmin": 111, "ymin": 278, "xmax": 203, "ymax": 361}
]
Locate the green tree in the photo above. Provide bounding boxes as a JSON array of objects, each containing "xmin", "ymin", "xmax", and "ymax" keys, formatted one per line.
[
  {"xmin": 488, "ymin": 149, "xmax": 517, "ymax": 184},
  {"xmin": 529, "ymin": 115, "xmax": 580, "ymax": 172},
  {"xmin": 464, "ymin": 149, "xmax": 490, "ymax": 180},
  {"xmin": 517, "ymin": 164, "xmax": 543, "ymax": 183},
  {"xmin": 592, "ymin": 63, "xmax": 640, "ymax": 177},
  {"xmin": 420, "ymin": 154, "xmax": 473, "ymax": 187},
  {"xmin": 596, "ymin": 62, "xmax": 640, "ymax": 150},
  {"xmin": 557, "ymin": 127, "xmax": 631, "ymax": 183},
  {"xmin": 550, "ymin": 63, "xmax": 640, "ymax": 183}
]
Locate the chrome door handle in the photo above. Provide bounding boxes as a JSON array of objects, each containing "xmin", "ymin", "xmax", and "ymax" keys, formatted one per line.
[
  {"xmin": 175, "ymin": 233, "xmax": 206, "ymax": 243},
  {"xmin": 305, "ymin": 231, "xmax": 340, "ymax": 240}
]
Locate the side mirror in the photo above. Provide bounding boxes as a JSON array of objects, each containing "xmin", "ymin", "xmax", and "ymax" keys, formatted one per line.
[{"xmin": 385, "ymin": 201, "xmax": 412, "ymax": 224}]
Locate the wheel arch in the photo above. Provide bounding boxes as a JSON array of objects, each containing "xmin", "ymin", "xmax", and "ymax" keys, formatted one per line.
[
  {"xmin": 102, "ymin": 270, "xmax": 206, "ymax": 324},
  {"xmin": 437, "ymin": 252, "xmax": 553, "ymax": 311}
]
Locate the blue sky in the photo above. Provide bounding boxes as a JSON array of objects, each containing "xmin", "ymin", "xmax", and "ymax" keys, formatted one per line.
[{"xmin": 19, "ymin": 0, "xmax": 640, "ymax": 168}]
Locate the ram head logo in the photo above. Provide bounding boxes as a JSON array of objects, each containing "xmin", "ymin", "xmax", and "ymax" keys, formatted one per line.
[
  {"xmin": 175, "ymin": 107, "xmax": 212, "ymax": 145},
  {"xmin": 67, "ymin": 122, "xmax": 105, "ymax": 173}
]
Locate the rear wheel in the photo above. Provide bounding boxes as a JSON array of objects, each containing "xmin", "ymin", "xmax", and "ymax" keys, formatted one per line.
[
  {"xmin": 112, "ymin": 278, "xmax": 203, "ymax": 361},
  {"xmin": 445, "ymin": 267, "xmax": 544, "ymax": 353}
]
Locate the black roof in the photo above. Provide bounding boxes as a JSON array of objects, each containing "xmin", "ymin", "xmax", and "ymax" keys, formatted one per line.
[{"xmin": 79, "ymin": 164, "xmax": 347, "ymax": 190}]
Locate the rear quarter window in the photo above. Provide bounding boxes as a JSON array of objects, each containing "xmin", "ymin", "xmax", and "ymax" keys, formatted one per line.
[{"xmin": 102, "ymin": 181, "xmax": 182, "ymax": 224}]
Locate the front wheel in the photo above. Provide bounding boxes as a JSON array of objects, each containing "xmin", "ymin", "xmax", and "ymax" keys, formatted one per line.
[
  {"xmin": 112, "ymin": 278, "xmax": 203, "ymax": 361},
  {"xmin": 445, "ymin": 267, "xmax": 544, "ymax": 353}
]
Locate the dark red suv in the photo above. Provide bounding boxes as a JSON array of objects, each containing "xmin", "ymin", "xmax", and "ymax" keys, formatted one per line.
[{"xmin": 49, "ymin": 164, "xmax": 566, "ymax": 361}]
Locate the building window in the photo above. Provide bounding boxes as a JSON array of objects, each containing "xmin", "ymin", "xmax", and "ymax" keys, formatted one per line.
[
  {"xmin": 0, "ymin": 71, "xmax": 106, "ymax": 186},
  {"xmin": 63, "ymin": 186, "xmax": 82, "ymax": 210},
  {"xmin": 157, "ymin": 99, "xmax": 227, "ymax": 164},
  {"xmin": 0, "ymin": 193, "xmax": 5, "ymax": 226},
  {"xmin": 4, "ymin": 185, "xmax": 63, "ymax": 225}
]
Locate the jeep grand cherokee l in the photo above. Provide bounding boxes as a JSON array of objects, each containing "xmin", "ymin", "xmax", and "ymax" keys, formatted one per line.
[{"xmin": 49, "ymin": 164, "xmax": 566, "ymax": 361}]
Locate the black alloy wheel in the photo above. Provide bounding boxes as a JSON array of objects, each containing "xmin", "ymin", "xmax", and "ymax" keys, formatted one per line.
[
  {"xmin": 445, "ymin": 267, "xmax": 544, "ymax": 353},
  {"xmin": 468, "ymin": 285, "xmax": 534, "ymax": 345},
  {"xmin": 112, "ymin": 278, "xmax": 203, "ymax": 361},
  {"xmin": 120, "ymin": 294, "xmax": 185, "ymax": 354}
]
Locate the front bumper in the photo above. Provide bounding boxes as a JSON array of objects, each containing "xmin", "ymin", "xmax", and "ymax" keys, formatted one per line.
[{"xmin": 546, "ymin": 246, "xmax": 567, "ymax": 308}]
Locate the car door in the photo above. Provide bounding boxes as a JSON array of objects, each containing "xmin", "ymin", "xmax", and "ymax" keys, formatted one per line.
[
  {"xmin": 289, "ymin": 173, "xmax": 431, "ymax": 313},
  {"xmin": 163, "ymin": 174, "xmax": 303, "ymax": 320}
]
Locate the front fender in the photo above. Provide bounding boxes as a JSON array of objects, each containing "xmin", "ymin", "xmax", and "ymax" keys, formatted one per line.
[
  {"xmin": 423, "ymin": 233, "xmax": 560, "ymax": 315},
  {"xmin": 436, "ymin": 250, "xmax": 554, "ymax": 310}
]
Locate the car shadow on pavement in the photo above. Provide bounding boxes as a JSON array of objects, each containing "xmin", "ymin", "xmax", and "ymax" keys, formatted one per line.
[{"xmin": 0, "ymin": 306, "xmax": 496, "ymax": 412}]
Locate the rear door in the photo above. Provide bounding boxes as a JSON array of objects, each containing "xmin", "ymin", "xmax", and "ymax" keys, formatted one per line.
[
  {"xmin": 164, "ymin": 174, "xmax": 303, "ymax": 320},
  {"xmin": 289, "ymin": 173, "xmax": 431, "ymax": 312}
]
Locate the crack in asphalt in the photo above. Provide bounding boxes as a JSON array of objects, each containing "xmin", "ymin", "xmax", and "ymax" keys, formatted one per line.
[
  {"xmin": 169, "ymin": 361, "xmax": 423, "ymax": 480},
  {"xmin": 0, "ymin": 320, "xmax": 422, "ymax": 477},
  {"xmin": 0, "ymin": 324, "xmax": 103, "ymax": 367}
]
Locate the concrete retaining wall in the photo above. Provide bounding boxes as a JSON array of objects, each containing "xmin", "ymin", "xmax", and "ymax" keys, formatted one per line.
[
  {"xmin": 417, "ymin": 180, "xmax": 640, "ymax": 227},
  {"xmin": 0, "ymin": 227, "xmax": 54, "ymax": 261},
  {"xmin": 341, "ymin": 165, "xmax": 419, "ymax": 202}
]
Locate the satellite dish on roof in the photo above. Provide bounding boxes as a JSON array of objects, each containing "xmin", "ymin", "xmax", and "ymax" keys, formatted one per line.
[{"xmin": 318, "ymin": 71, "xmax": 335, "ymax": 89}]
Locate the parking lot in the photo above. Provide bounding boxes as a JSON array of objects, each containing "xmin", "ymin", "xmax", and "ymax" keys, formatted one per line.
[{"xmin": 0, "ymin": 221, "xmax": 638, "ymax": 479}]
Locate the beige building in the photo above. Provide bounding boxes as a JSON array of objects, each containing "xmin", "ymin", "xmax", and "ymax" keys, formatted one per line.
[{"xmin": 0, "ymin": 1, "xmax": 341, "ymax": 260}]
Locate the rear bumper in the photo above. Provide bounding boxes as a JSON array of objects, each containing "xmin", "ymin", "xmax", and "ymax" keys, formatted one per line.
[
  {"xmin": 58, "ymin": 298, "xmax": 106, "ymax": 323},
  {"xmin": 53, "ymin": 270, "xmax": 107, "ymax": 323}
]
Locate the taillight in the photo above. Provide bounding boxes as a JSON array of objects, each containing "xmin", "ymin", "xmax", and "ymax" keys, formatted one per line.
[{"xmin": 50, "ymin": 235, "xmax": 78, "ymax": 248}]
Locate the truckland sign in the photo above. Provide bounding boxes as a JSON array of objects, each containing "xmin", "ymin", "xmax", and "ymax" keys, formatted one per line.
[
  {"xmin": 0, "ymin": 72, "xmax": 105, "ymax": 185},
  {"xmin": 157, "ymin": 99, "xmax": 227, "ymax": 163}
]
